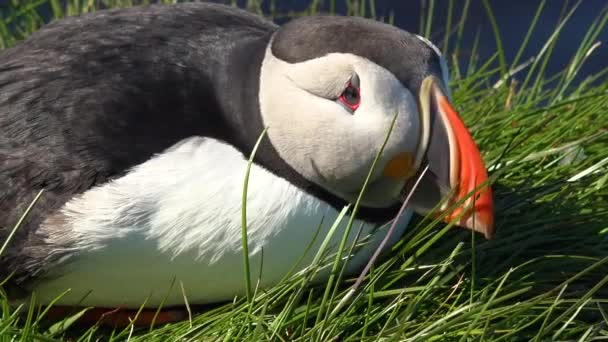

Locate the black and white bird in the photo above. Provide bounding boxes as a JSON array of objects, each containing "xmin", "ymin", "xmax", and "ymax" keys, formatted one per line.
[{"xmin": 0, "ymin": 2, "xmax": 493, "ymax": 323}]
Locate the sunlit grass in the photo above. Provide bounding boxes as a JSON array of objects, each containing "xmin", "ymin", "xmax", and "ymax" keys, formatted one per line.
[{"xmin": 0, "ymin": 0, "xmax": 607, "ymax": 341}]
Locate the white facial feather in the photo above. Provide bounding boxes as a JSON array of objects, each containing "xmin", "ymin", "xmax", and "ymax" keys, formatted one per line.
[
  {"xmin": 32, "ymin": 138, "xmax": 414, "ymax": 307},
  {"xmin": 259, "ymin": 47, "xmax": 421, "ymax": 207},
  {"xmin": 285, "ymin": 58, "xmax": 354, "ymax": 99}
]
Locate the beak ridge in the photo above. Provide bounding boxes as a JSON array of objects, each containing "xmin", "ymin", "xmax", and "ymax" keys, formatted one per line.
[
  {"xmin": 436, "ymin": 93, "xmax": 494, "ymax": 238},
  {"xmin": 407, "ymin": 76, "xmax": 495, "ymax": 239}
]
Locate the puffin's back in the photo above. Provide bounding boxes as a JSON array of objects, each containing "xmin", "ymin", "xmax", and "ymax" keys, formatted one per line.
[{"xmin": 0, "ymin": 2, "xmax": 276, "ymax": 288}]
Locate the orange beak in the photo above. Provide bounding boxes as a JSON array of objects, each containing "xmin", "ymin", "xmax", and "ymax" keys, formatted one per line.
[
  {"xmin": 403, "ymin": 76, "xmax": 495, "ymax": 239},
  {"xmin": 436, "ymin": 90, "xmax": 494, "ymax": 238}
]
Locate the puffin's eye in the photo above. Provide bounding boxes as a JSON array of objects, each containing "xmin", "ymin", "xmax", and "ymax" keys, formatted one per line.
[{"xmin": 338, "ymin": 82, "xmax": 361, "ymax": 112}]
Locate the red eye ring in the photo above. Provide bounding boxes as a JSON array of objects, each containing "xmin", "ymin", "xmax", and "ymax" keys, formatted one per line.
[{"xmin": 339, "ymin": 82, "xmax": 361, "ymax": 111}]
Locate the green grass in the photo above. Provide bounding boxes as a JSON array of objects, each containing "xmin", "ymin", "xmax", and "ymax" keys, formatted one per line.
[{"xmin": 1, "ymin": 0, "xmax": 608, "ymax": 340}]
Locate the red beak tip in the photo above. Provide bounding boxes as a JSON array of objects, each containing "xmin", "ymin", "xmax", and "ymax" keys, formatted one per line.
[
  {"xmin": 465, "ymin": 215, "xmax": 495, "ymax": 240},
  {"xmin": 442, "ymin": 211, "xmax": 494, "ymax": 240}
]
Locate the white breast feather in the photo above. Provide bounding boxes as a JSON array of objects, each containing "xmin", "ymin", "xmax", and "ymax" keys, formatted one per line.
[{"xmin": 32, "ymin": 137, "xmax": 412, "ymax": 307}]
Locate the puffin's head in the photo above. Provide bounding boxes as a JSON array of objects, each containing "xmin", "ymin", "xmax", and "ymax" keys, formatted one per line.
[{"xmin": 258, "ymin": 16, "xmax": 494, "ymax": 238}]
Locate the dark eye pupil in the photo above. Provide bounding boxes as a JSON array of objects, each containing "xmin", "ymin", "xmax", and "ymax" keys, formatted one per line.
[{"xmin": 344, "ymin": 86, "xmax": 359, "ymax": 104}]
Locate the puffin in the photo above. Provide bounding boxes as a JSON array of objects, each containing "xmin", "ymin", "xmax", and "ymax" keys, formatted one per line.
[{"xmin": 0, "ymin": 2, "xmax": 494, "ymax": 325}]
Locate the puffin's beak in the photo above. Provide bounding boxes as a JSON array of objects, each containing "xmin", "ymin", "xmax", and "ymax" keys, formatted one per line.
[{"xmin": 403, "ymin": 76, "xmax": 494, "ymax": 238}]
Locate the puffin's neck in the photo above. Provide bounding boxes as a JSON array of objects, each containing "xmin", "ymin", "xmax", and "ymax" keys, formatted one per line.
[{"xmin": 212, "ymin": 32, "xmax": 274, "ymax": 149}]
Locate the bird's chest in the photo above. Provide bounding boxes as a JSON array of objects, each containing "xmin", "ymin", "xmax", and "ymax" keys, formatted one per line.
[{"xmin": 32, "ymin": 138, "xmax": 412, "ymax": 308}]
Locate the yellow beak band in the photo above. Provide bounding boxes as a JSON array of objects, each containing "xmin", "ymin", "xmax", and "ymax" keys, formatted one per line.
[{"xmin": 383, "ymin": 152, "xmax": 415, "ymax": 182}]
